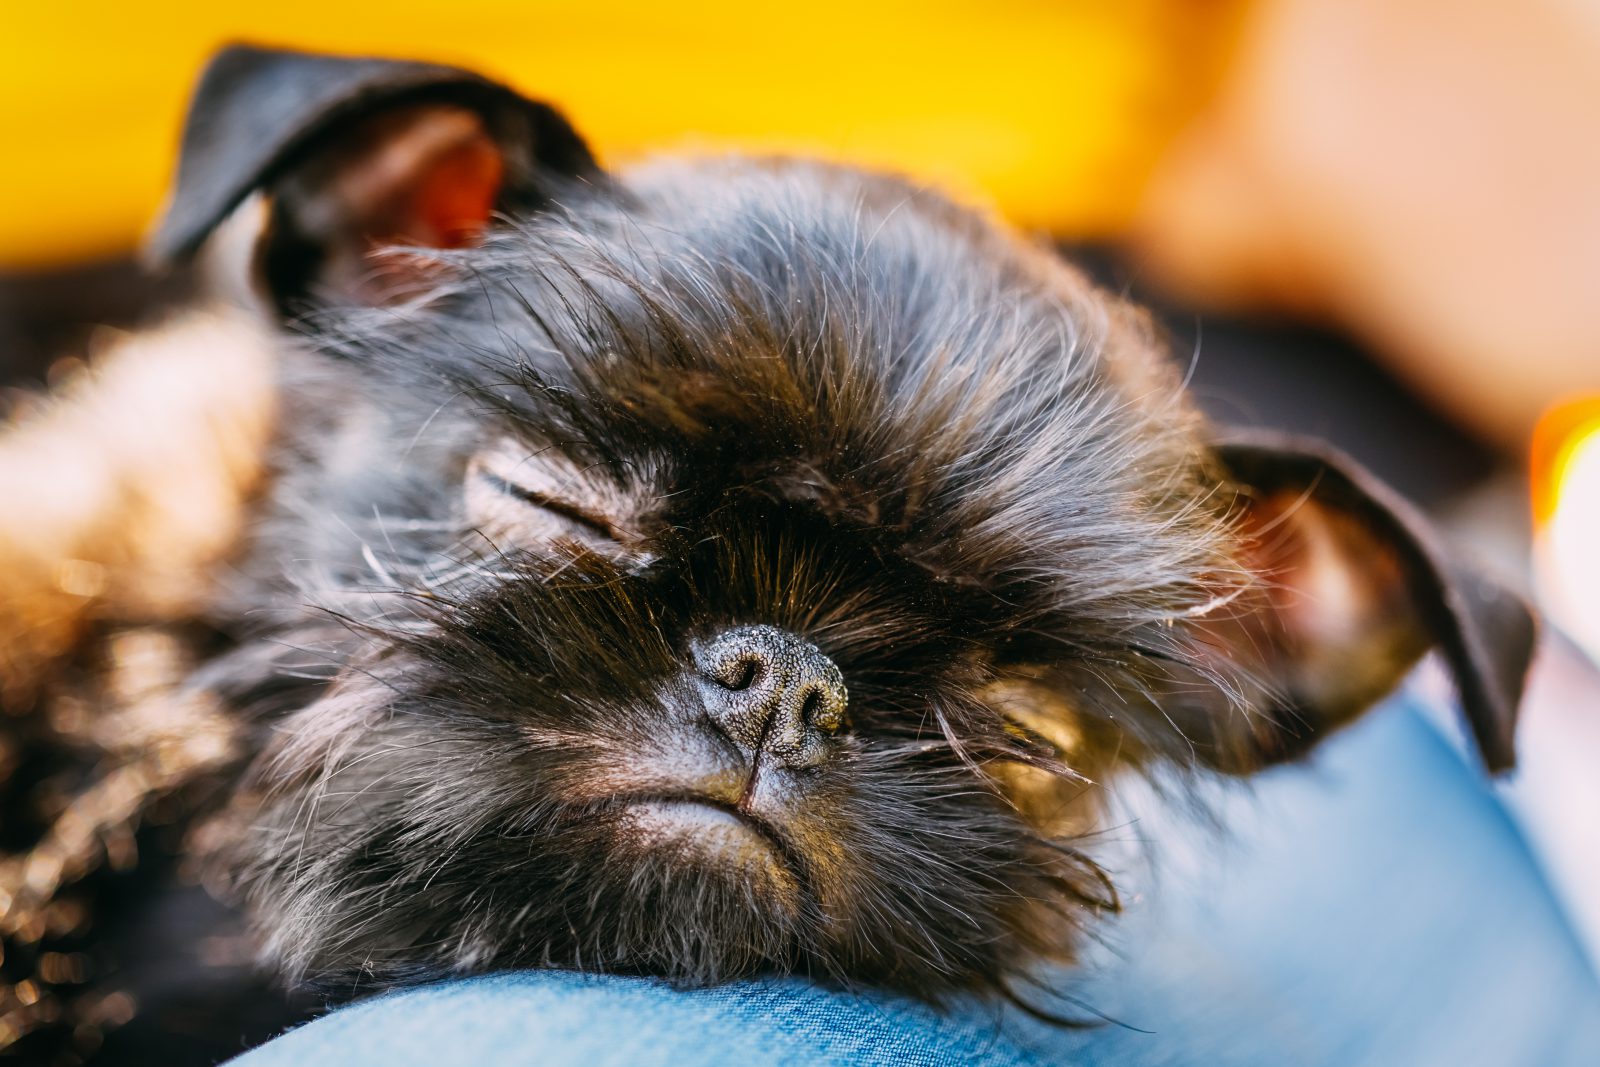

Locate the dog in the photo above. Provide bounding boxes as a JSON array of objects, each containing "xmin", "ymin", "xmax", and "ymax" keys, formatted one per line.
[{"xmin": 0, "ymin": 44, "xmax": 1534, "ymax": 1061}]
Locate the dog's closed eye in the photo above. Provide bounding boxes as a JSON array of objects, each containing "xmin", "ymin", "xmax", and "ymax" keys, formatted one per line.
[
  {"xmin": 478, "ymin": 468, "xmax": 615, "ymax": 539},
  {"xmin": 464, "ymin": 439, "xmax": 638, "ymax": 550}
]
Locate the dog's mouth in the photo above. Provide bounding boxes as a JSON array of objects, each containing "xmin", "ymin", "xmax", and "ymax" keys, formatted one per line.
[
  {"xmin": 620, "ymin": 794, "xmax": 785, "ymax": 852},
  {"xmin": 612, "ymin": 794, "xmax": 810, "ymax": 896}
]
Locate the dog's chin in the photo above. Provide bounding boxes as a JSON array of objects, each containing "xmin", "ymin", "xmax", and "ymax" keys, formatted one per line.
[{"xmin": 618, "ymin": 798, "xmax": 803, "ymax": 907}]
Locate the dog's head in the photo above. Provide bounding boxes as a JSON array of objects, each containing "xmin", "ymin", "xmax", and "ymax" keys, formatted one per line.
[{"xmin": 156, "ymin": 46, "xmax": 1534, "ymax": 1002}]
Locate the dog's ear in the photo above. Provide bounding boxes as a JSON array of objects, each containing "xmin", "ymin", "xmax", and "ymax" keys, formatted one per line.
[
  {"xmin": 1199, "ymin": 429, "xmax": 1535, "ymax": 773},
  {"xmin": 146, "ymin": 44, "xmax": 600, "ymax": 308}
]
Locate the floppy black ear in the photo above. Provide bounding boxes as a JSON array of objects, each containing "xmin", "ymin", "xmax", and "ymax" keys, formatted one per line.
[
  {"xmin": 1208, "ymin": 429, "xmax": 1535, "ymax": 773},
  {"xmin": 147, "ymin": 44, "xmax": 600, "ymax": 307}
]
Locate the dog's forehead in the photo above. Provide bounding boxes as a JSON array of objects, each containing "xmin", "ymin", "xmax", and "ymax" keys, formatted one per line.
[
  {"xmin": 604, "ymin": 158, "xmax": 1068, "ymax": 331},
  {"xmin": 464, "ymin": 157, "xmax": 1167, "ymax": 469},
  {"xmin": 404, "ymin": 157, "xmax": 1205, "ymax": 546}
]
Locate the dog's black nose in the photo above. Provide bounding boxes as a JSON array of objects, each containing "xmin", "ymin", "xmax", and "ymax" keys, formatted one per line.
[{"xmin": 693, "ymin": 625, "xmax": 847, "ymax": 769}]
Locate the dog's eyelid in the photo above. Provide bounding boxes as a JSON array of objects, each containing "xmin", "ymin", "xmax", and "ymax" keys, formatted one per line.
[
  {"xmin": 476, "ymin": 468, "xmax": 617, "ymax": 540},
  {"xmin": 464, "ymin": 438, "xmax": 644, "ymax": 550}
]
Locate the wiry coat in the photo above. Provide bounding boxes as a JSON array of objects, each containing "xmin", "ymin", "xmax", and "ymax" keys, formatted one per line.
[{"xmin": 207, "ymin": 159, "xmax": 1260, "ymax": 1006}]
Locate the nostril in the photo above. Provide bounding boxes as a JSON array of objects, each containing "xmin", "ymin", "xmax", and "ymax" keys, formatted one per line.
[
  {"xmin": 700, "ymin": 643, "xmax": 768, "ymax": 693},
  {"xmin": 798, "ymin": 686, "xmax": 821, "ymax": 724},
  {"xmin": 723, "ymin": 655, "xmax": 762, "ymax": 692},
  {"xmin": 797, "ymin": 681, "xmax": 845, "ymax": 734}
]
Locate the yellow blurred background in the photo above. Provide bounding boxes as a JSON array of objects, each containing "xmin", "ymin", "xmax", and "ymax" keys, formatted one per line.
[{"xmin": 0, "ymin": 1, "xmax": 1243, "ymax": 269}]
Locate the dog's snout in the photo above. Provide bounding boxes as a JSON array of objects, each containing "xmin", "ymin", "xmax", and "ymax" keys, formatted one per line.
[{"xmin": 693, "ymin": 625, "xmax": 847, "ymax": 769}]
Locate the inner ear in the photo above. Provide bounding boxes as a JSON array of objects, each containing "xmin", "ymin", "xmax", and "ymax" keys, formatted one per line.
[
  {"xmin": 1196, "ymin": 432, "xmax": 1534, "ymax": 773},
  {"xmin": 147, "ymin": 46, "xmax": 601, "ymax": 311},
  {"xmin": 264, "ymin": 104, "xmax": 505, "ymax": 306},
  {"xmin": 1234, "ymin": 487, "xmax": 1428, "ymax": 723}
]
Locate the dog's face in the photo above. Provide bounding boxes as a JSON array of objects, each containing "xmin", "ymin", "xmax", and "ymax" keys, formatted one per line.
[
  {"xmin": 161, "ymin": 48, "xmax": 1531, "ymax": 1002},
  {"xmin": 226, "ymin": 159, "xmax": 1229, "ymax": 997}
]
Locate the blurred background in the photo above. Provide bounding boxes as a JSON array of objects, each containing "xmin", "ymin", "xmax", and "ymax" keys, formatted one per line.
[
  {"xmin": 4, "ymin": 0, "xmax": 1597, "ymax": 557},
  {"xmin": 1, "ymin": 0, "xmax": 1597, "ymax": 1060}
]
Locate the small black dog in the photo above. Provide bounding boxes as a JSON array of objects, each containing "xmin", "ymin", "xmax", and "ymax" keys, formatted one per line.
[{"xmin": 91, "ymin": 44, "xmax": 1551, "ymax": 1030}]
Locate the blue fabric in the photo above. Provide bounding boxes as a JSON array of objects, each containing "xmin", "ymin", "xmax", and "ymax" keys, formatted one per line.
[
  {"xmin": 235, "ymin": 974, "xmax": 1040, "ymax": 1067},
  {"xmin": 231, "ymin": 695, "xmax": 1600, "ymax": 1066}
]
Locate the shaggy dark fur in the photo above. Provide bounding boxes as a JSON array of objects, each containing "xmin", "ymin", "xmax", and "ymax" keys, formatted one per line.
[{"xmin": 197, "ymin": 158, "xmax": 1274, "ymax": 1007}]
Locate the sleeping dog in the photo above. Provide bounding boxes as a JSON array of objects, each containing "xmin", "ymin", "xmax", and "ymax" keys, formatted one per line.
[{"xmin": 0, "ymin": 44, "xmax": 1533, "ymax": 1060}]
